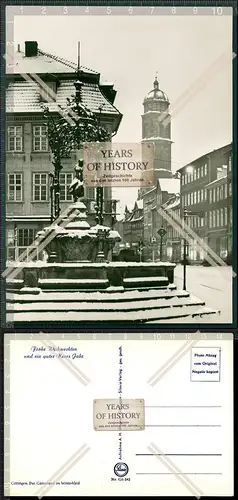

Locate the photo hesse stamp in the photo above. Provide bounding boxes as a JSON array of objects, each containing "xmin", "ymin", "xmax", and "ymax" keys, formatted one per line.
[
  {"xmin": 83, "ymin": 142, "xmax": 155, "ymax": 187},
  {"xmin": 93, "ymin": 398, "xmax": 145, "ymax": 431}
]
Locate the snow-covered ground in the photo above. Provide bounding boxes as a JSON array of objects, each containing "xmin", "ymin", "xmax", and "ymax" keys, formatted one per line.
[{"xmin": 174, "ymin": 264, "xmax": 233, "ymax": 323}]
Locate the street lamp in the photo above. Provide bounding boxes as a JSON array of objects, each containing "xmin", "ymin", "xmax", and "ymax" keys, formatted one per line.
[
  {"xmin": 150, "ymin": 236, "xmax": 156, "ymax": 262},
  {"xmin": 157, "ymin": 227, "xmax": 167, "ymax": 262}
]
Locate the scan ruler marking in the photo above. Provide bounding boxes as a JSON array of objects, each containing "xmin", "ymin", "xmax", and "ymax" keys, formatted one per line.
[
  {"xmin": 5, "ymin": 4, "xmax": 234, "ymax": 17},
  {"xmin": 4, "ymin": 332, "xmax": 233, "ymax": 341},
  {"xmin": 4, "ymin": 337, "xmax": 10, "ymax": 497}
]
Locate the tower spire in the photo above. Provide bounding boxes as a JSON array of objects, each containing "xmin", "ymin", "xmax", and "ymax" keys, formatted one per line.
[
  {"xmin": 153, "ymin": 73, "xmax": 159, "ymax": 92},
  {"xmin": 77, "ymin": 41, "xmax": 80, "ymax": 72}
]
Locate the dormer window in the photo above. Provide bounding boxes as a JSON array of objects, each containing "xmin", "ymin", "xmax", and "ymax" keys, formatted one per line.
[{"xmin": 39, "ymin": 81, "xmax": 57, "ymax": 103}]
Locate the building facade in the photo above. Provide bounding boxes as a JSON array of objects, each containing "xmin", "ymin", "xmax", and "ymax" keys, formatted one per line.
[
  {"xmin": 6, "ymin": 41, "xmax": 122, "ymax": 261},
  {"xmin": 206, "ymin": 165, "xmax": 231, "ymax": 259},
  {"xmin": 178, "ymin": 143, "xmax": 232, "ymax": 262},
  {"xmin": 118, "ymin": 201, "xmax": 143, "ymax": 247},
  {"xmin": 142, "ymin": 178, "xmax": 180, "ymax": 261},
  {"xmin": 161, "ymin": 194, "xmax": 181, "ymax": 262}
]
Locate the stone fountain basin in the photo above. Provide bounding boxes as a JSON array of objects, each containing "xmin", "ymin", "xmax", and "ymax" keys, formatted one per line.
[
  {"xmin": 36, "ymin": 224, "xmax": 121, "ymax": 263},
  {"xmin": 6, "ymin": 261, "xmax": 176, "ymax": 290}
]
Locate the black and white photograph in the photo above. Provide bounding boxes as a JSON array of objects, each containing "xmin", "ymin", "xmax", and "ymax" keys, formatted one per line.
[{"xmin": 4, "ymin": 5, "xmax": 234, "ymax": 326}]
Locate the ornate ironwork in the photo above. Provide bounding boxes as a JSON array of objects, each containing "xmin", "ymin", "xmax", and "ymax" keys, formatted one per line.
[{"xmin": 43, "ymin": 70, "xmax": 111, "ymax": 222}]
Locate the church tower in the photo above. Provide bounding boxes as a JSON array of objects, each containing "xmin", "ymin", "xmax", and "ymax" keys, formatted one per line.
[{"xmin": 141, "ymin": 75, "xmax": 173, "ymax": 181}]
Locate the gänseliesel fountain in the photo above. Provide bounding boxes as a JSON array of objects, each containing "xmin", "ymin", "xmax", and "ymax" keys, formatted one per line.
[
  {"xmin": 36, "ymin": 160, "xmax": 121, "ymax": 265},
  {"xmin": 23, "ymin": 156, "xmax": 176, "ymax": 292}
]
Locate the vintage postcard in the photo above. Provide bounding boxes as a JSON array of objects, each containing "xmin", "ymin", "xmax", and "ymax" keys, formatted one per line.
[
  {"xmin": 4, "ymin": 332, "xmax": 233, "ymax": 496},
  {"xmin": 3, "ymin": 5, "xmax": 234, "ymax": 327}
]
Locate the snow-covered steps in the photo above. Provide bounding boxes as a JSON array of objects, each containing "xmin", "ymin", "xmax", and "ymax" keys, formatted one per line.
[
  {"xmin": 5, "ymin": 262, "xmax": 220, "ymax": 324},
  {"xmin": 7, "ymin": 288, "xmax": 186, "ymax": 304},
  {"xmin": 123, "ymin": 276, "xmax": 169, "ymax": 288},
  {"xmin": 6, "ymin": 288, "xmax": 219, "ymax": 324}
]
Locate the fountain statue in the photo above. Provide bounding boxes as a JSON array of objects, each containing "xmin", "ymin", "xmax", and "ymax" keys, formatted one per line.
[
  {"xmin": 68, "ymin": 160, "xmax": 85, "ymax": 202},
  {"xmin": 36, "ymin": 160, "xmax": 121, "ymax": 264}
]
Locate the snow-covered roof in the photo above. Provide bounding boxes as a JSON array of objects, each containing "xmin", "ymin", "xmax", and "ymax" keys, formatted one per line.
[
  {"xmin": 155, "ymin": 168, "xmax": 173, "ymax": 173},
  {"xmin": 158, "ymin": 178, "xmax": 180, "ymax": 194},
  {"xmin": 178, "ymin": 143, "xmax": 232, "ymax": 172},
  {"xmin": 126, "ymin": 213, "xmax": 134, "ymax": 222},
  {"xmin": 141, "ymin": 186, "xmax": 157, "ymax": 198},
  {"xmin": 131, "ymin": 216, "xmax": 143, "ymax": 222},
  {"xmin": 100, "ymin": 81, "xmax": 114, "ymax": 86},
  {"xmin": 142, "ymin": 110, "xmax": 162, "ymax": 115},
  {"xmin": 7, "ymin": 47, "xmax": 99, "ymax": 75},
  {"xmin": 205, "ymin": 175, "xmax": 227, "ymax": 188},
  {"xmin": 141, "ymin": 136, "xmax": 173, "ymax": 143},
  {"xmin": 135, "ymin": 199, "xmax": 143, "ymax": 210},
  {"xmin": 125, "ymin": 203, "xmax": 134, "ymax": 213},
  {"xmin": 6, "ymin": 46, "xmax": 121, "ymax": 122},
  {"xmin": 116, "ymin": 216, "xmax": 124, "ymax": 223},
  {"xmin": 144, "ymin": 84, "xmax": 169, "ymax": 103},
  {"xmin": 6, "ymin": 80, "xmax": 120, "ymax": 116},
  {"xmin": 163, "ymin": 195, "xmax": 180, "ymax": 211}
]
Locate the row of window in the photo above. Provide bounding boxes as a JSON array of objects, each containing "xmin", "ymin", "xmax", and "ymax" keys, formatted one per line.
[
  {"xmin": 181, "ymin": 157, "xmax": 232, "ymax": 185},
  {"xmin": 166, "ymin": 207, "xmax": 232, "ymax": 234},
  {"xmin": 186, "ymin": 208, "xmax": 232, "ymax": 229},
  {"xmin": 7, "ymin": 173, "xmax": 96, "ymax": 202},
  {"xmin": 181, "ymin": 164, "xmax": 208, "ymax": 184},
  {"xmin": 208, "ymin": 208, "xmax": 231, "ymax": 229},
  {"xmin": 208, "ymin": 182, "xmax": 232, "ymax": 203},
  {"xmin": 7, "ymin": 125, "xmax": 48, "ymax": 152},
  {"xmin": 181, "ymin": 181, "xmax": 232, "ymax": 207},
  {"xmin": 126, "ymin": 206, "xmax": 232, "ymax": 238},
  {"xmin": 144, "ymin": 101, "xmax": 168, "ymax": 113},
  {"xmin": 182, "ymin": 188, "xmax": 207, "ymax": 206}
]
